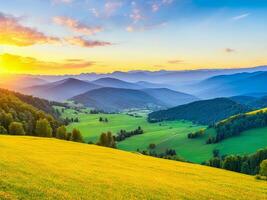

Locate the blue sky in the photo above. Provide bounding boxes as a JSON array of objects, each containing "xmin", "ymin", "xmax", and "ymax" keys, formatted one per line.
[{"xmin": 0, "ymin": 0, "xmax": 267, "ymax": 74}]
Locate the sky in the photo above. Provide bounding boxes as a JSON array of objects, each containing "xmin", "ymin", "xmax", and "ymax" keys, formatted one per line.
[{"xmin": 0, "ymin": 0, "xmax": 267, "ymax": 75}]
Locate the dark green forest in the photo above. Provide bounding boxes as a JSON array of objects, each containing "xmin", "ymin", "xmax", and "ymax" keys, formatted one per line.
[
  {"xmin": 148, "ymin": 98, "xmax": 250, "ymax": 125},
  {"xmin": 0, "ymin": 89, "xmax": 83, "ymax": 142},
  {"xmin": 205, "ymin": 148, "xmax": 267, "ymax": 175},
  {"xmin": 207, "ymin": 110, "xmax": 267, "ymax": 143}
]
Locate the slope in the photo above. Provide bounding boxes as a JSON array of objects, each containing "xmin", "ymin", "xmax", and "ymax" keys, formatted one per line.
[
  {"xmin": 148, "ymin": 98, "xmax": 250, "ymax": 125},
  {"xmin": 23, "ymin": 78, "xmax": 101, "ymax": 102},
  {"xmin": 196, "ymin": 71, "xmax": 267, "ymax": 98},
  {"xmin": 0, "ymin": 136, "xmax": 266, "ymax": 200},
  {"xmin": 142, "ymin": 88, "xmax": 199, "ymax": 107},
  {"xmin": 71, "ymin": 87, "xmax": 165, "ymax": 112},
  {"xmin": 92, "ymin": 77, "xmax": 142, "ymax": 89}
]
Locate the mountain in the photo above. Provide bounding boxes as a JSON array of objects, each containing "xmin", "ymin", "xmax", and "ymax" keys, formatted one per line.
[
  {"xmin": 135, "ymin": 81, "xmax": 173, "ymax": 89},
  {"xmin": 0, "ymin": 88, "xmax": 65, "ymax": 117},
  {"xmin": 1, "ymin": 136, "xmax": 266, "ymax": 200},
  {"xmin": 71, "ymin": 87, "xmax": 165, "ymax": 112},
  {"xmin": 0, "ymin": 75, "xmax": 48, "ymax": 90},
  {"xmin": 231, "ymin": 95, "xmax": 267, "ymax": 110},
  {"xmin": 33, "ymin": 65, "xmax": 267, "ymax": 85},
  {"xmin": 23, "ymin": 78, "xmax": 101, "ymax": 102},
  {"xmin": 141, "ymin": 88, "xmax": 199, "ymax": 107},
  {"xmin": 0, "ymin": 89, "xmax": 59, "ymax": 135},
  {"xmin": 148, "ymin": 98, "xmax": 250, "ymax": 125},
  {"xmin": 92, "ymin": 77, "xmax": 143, "ymax": 89},
  {"xmin": 195, "ymin": 71, "xmax": 267, "ymax": 98}
]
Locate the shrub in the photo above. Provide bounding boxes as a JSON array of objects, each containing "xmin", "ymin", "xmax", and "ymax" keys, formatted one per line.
[{"xmin": 8, "ymin": 122, "xmax": 25, "ymax": 135}]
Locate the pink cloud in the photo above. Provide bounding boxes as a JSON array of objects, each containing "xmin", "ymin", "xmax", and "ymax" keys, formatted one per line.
[
  {"xmin": 0, "ymin": 12, "xmax": 60, "ymax": 46},
  {"xmin": 66, "ymin": 36, "xmax": 112, "ymax": 48},
  {"xmin": 53, "ymin": 16, "xmax": 103, "ymax": 35}
]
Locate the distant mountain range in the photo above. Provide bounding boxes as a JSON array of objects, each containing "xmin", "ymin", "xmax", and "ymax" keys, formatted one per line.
[
  {"xmin": 92, "ymin": 77, "xmax": 143, "ymax": 89},
  {"xmin": 23, "ymin": 78, "xmax": 101, "ymax": 102},
  {"xmin": 192, "ymin": 71, "xmax": 267, "ymax": 98},
  {"xmin": 17, "ymin": 65, "xmax": 267, "ymax": 84},
  {"xmin": 71, "ymin": 87, "xmax": 198, "ymax": 112},
  {"xmin": 71, "ymin": 87, "xmax": 165, "ymax": 112},
  {"xmin": 2, "ymin": 66, "xmax": 267, "ymax": 112},
  {"xmin": 21, "ymin": 76, "xmax": 198, "ymax": 110}
]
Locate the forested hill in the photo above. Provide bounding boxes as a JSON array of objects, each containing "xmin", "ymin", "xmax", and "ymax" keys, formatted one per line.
[
  {"xmin": 0, "ymin": 88, "xmax": 65, "ymax": 117},
  {"xmin": 206, "ymin": 108, "xmax": 267, "ymax": 143},
  {"xmin": 148, "ymin": 98, "xmax": 250, "ymax": 125},
  {"xmin": 0, "ymin": 89, "xmax": 60, "ymax": 136}
]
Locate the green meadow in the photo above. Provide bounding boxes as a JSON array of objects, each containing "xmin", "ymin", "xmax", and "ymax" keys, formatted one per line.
[{"xmin": 60, "ymin": 107, "xmax": 267, "ymax": 163}]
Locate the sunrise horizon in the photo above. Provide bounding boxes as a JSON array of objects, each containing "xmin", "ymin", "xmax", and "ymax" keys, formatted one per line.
[{"xmin": 1, "ymin": 0, "xmax": 267, "ymax": 75}]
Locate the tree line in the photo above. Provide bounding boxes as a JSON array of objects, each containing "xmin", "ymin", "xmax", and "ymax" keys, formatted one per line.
[
  {"xmin": 0, "ymin": 91, "xmax": 83, "ymax": 143},
  {"xmin": 115, "ymin": 126, "xmax": 144, "ymax": 141},
  {"xmin": 207, "ymin": 110, "xmax": 267, "ymax": 144},
  {"xmin": 204, "ymin": 148, "xmax": 267, "ymax": 176}
]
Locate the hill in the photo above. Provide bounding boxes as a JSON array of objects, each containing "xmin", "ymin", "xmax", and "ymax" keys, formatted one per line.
[
  {"xmin": 23, "ymin": 78, "xmax": 101, "ymax": 102},
  {"xmin": 0, "ymin": 75, "xmax": 48, "ymax": 91},
  {"xmin": 92, "ymin": 77, "xmax": 142, "ymax": 89},
  {"xmin": 0, "ymin": 89, "xmax": 60, "ymax": 136},
  {"xmin": 204, "ymin": 108, "xmax": 267, "ymax": 143},
  {"xmin": 142, "ymin": 88, "xmax": 198, "ymax": 107},
  {"xmin": 71, "ymin": 87, "xmax": 165, "ymax": 112},
  {"xmin": 0, "ymin": 88, "xmax": 63, "ymax": 117},
  {"xmin": 230, "ymin": 95, "xmax": 267, "ymax": 109},
  {"xmin": 0, "ymin": 136, "xmax": 266, "ymax": 200},
  {"xmin": 195, "ymin": 71, "xmax": 267, "ymax": 98},
  {"xmin": 148, "ymin": 98, "xmax": 250, "ymax": 125}
]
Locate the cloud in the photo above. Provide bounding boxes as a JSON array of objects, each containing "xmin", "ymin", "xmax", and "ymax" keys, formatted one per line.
[
  {"xmin": 52, "ymin": 0, "xmax": 74, "ymax": 4},
  {"xmin": 104, "ymin": 1, "xmax": 123, "ymax": 16},
  {"xmin": 53, "ymin": 16, "xmax": 103, "ymax": 35},
  {"xmin": 224, "ymin": 48, "xmax": 236, "ymax": 53},
  {"xmin": 0, "ymin": 53, "xmax": 94, "ymax": 74},
  {"xmin": 126, "ymin": 22, "xmax": 167, "ymax": 32},
  {"xmin": 152, "ymin": 0, "xmax": 174, "ymax": 12},
  {"xmin": 0, "ymin": 12, "xmax": 60, "ymax": 46},
  {"xmin": 130, "ymin": 8, "xmax": 144, "ymax": 23},
  {"xmin": 232, "ymin": 13, "xmax": 250, "ymax": 21},
  {"xmin": 168, "ymin": 59, "xmax": 183, "ymax": 64},
  {"xmin": 66, "ymin": 36, "xmax": 112, "ymax": 48}
]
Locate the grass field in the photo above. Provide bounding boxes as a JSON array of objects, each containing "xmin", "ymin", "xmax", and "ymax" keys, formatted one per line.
[
  {"xmin": 0, "ymin": 135, "xmax": 266, "ymax": 200},
  {"xmin": 60, "ymin": 108, "xmax": 267, "ymax": 163}
]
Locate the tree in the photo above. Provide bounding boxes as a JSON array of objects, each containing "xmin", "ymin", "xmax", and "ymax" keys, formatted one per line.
[
  {"xmin": 56, "ymin": 125, "xmax": 67, "ymax": 139},
  {"xmin": 260, "ymin": 160, "xmax": 267, "ymax": 177},
  {"xmin": 97, "ymin": 132, "xmax": 116, "ymax": 148},
  {"xmin": 1, "ymin": 113, "xmax": 13, "ymax": 129},
  {"xmin": 98, "ymin": 132, "xmax": 108, "ymax": 146},
  {"xmin": 8, "ymin": 122, "xmax": 25, "ymax": 135},
  {"xmin": 35, "ymin": 119, "xmax": 52, "ymax": 137},
  {"xmin": 71, "ymin": 128, "xmax": 83, "ymax": 142},
  {"xmin": 0, "ymin": 125, "xmax": 7, "ymax": 134},
  {"xmin": 149, "ymin": 143, "xmax": 156, "ymax": 149},
  {"xmin": 241, "ymin": 162, "xmax": 250, "ymax": 174}
]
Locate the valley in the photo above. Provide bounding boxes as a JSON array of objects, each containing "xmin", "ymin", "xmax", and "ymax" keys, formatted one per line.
[{"xmin": 59, "ymin": 106, "xmax": 267, "ymax": 164}]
